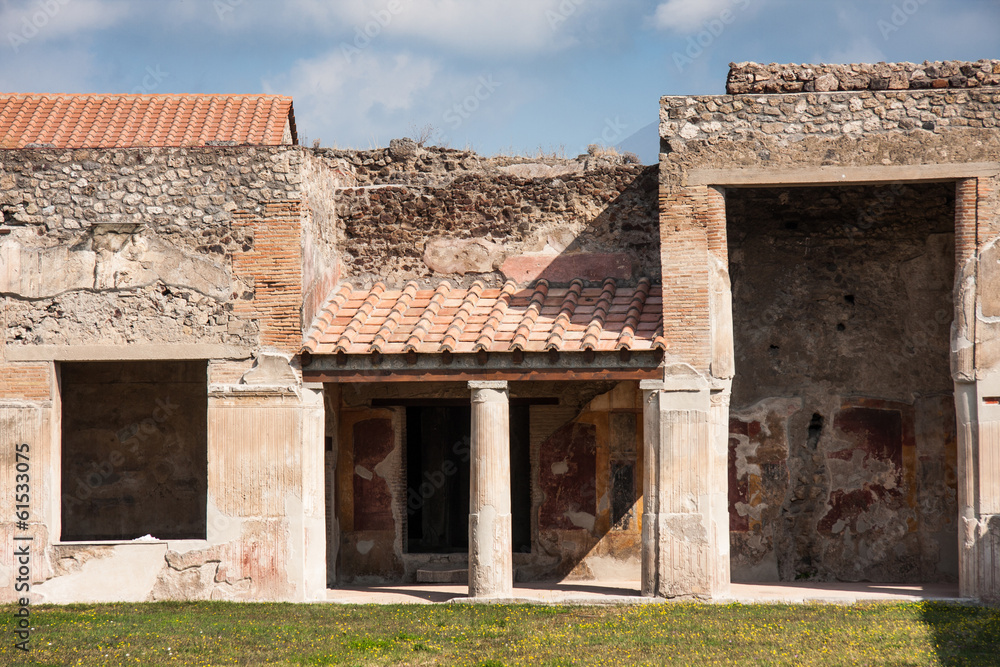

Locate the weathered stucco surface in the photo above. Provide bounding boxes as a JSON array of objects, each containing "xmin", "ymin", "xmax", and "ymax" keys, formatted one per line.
[
  {"xmin": 1, "ymin": 147, "xmax": 301, "ymax": 349},
  {"xmin": 330, "ymin": 381, "xmax": 642, "ymax": 584},
  {"xmin": 726, "ymin": 182, "xmax": 958, "ymax": 584},
  {"xmin": 659, "ymin": 65, "xmax": 1000, "ymax": 598}
]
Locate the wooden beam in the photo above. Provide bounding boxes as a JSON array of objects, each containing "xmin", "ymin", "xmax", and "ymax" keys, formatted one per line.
[{"xmin": 302, "ymin": 367, "xmax": 662, "ymax": 383}]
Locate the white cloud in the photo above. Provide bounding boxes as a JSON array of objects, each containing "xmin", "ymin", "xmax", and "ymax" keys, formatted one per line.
[
  {"xmin": 1, "ymin": 0, "xmax": 130, "ymax": 48},
  {"xmin": 207, "ymin": 0, "xmax": 600, "ymax": 57},
  {"xmin": 653, "ymin": 0, "xmax": 741, "ymax": 32},
  {"xmin": 265, "ymin": 47, "xmax": 521, "ymax": 150},
  {"xmin": 264, "ymin": 49, "xmax": 442, "ymax": 147}
]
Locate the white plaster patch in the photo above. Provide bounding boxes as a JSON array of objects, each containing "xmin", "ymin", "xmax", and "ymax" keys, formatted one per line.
[
  {"xmin": 583, "ymin": 555, "xmax": 641, "ymax": 580},
  {"xmin": 354, "ymin": 465, "xmax": 373, "ymax": 480},
  {"xmin": 563, "ymin": 511, "xmax": 596, "ymax": 532},
  {"xmin": 551, "ymin": 461, "xmax": 569, "ymax": 475},
  {"xmin": 203, "ymin": 497, "xmax": 244, "ymax": 547},
  {"xmin": 34, "ymin": 544, "xmax": 168, "ymax": 603},
  {"xmin": 734, "ymin": 501, "xmax": 766, "ymax": 521},
  {"xmin": 356, "ymin": 540, "xmax": 375, "ymax": 555}
]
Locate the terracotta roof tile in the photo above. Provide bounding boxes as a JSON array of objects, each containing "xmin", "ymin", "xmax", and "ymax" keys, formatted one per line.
[
  {"xmin": 0, "ymin": 93, "xmax": 295, "ymax": 149},
  {"xmin": 304, "ymin": 278, "xmax": 667, "ymax": 356}
]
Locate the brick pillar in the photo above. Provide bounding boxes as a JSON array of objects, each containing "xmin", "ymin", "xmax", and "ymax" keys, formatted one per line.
[
  {"xmin": 468, "ymin": 380, "xmax": 512, "ymax": 598},
  {"xmin": 660, "ymin": 186, "xmax": 713, "ymax": 372},
  {"xmin": 641, "ymin": 375, "xmax": 728, "ymax": 598}
]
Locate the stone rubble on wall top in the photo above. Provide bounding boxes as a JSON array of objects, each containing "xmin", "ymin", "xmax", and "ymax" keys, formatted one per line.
[{"xmin": 727, "ymin": 60, "xmax": 1000, "ymax": 95}]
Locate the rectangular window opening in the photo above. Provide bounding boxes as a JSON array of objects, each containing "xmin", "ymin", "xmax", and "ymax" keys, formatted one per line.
[{"xmin": 60, "ymin": 360, "xmax": 208, "ymax": 541}]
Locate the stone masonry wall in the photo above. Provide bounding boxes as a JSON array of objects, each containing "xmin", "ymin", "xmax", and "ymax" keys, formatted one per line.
[
  {"xmin": 307, "ymin": 141, "xmax": 660, "ymax": 289},
  {"xmin": 0, "ymin": 147, "xmax": 302, "ymax": 351},
  {"xmin": 728, "ymin": 60, "xmax": 1000, "ymax": 95},
  {"xmin": 660, "ymin": 88, "xmax": 1000, "ymax": 163}
]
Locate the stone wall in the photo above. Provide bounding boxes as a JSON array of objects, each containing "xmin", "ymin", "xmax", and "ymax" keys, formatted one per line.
[
  {"xmin": 0, "ymin": 146, "xmax": 302, "ymax": 350},
  {"xmin": 726, "ymin": 183, "xmax": 957, "ymax": 583},
  {"xmin": 0, "ymin": 144, "xmax": 326, "ymax": 604},
  {"xmin": 660, "ymin": 88, "xmax": 1000, "ymax": 161},
  {"xmin": 308, "ymin": 142, "xmax": 660, "ymax": 289},
  {"xmin": 727, "ymin": 60, "xmax": 1000, "ymax": 95},
  {"xmin": 659, "ymin": 69, "xmax": 1000, "ymax": 598}
]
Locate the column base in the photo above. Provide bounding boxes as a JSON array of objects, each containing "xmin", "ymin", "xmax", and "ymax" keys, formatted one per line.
[{"xmin": 468, "ymin": 507, "xmax": 513, "ymax": 598}]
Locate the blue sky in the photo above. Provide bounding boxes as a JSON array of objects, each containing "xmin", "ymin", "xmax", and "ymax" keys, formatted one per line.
[{"xmin": 1, "ymin": 0, "xmax": 998, "ymax": 164}]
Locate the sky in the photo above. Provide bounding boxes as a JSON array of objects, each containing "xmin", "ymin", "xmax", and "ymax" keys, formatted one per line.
[{"xmin": 1, "ymin": 0, "xmax": 998, "ymax": 164}]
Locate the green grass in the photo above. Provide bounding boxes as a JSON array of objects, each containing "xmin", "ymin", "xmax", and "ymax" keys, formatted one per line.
[{"xmin": 2, "ymin": 601, "xmax": 999, "ymax": 666}]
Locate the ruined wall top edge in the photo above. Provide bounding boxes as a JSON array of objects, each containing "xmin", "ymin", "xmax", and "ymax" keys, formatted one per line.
[
  {"xmin": 658, "ymin": 87, "xmax": 1000, "ymax": 148},
  {"xmin": 727, "ymin": 60, "xmax": 1000, "ymax": 95}
]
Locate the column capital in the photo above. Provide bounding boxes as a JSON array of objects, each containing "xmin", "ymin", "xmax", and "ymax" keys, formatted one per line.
[{"xmin": 468, "ymin": 380, "xmax": 508, "ymax": 390}]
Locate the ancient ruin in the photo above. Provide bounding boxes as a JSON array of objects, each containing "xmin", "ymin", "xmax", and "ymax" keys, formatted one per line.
[{"xmin": 1, "ymin": 59, "xmax": 998, "ymax": 603}]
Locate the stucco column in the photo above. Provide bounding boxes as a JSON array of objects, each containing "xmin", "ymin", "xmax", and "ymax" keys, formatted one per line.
[
  {"xmin": 467, "ymin": 380, "xmax": 512, "ymax": 598},
  {"xmin": 960, "ymin": 374, "xmax": 1000, "ymax": 601},
  {"xmin": 641, "ymin": 372, "xmax": 728, "ymax": 598}
]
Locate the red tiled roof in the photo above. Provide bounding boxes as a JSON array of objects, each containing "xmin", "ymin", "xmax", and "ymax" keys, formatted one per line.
[
  {"xmin": 0, "ymin": 93, "xmax": 296, "ymax": 149},
  {"xmin": 304, "ymin": 278, "xmax": 666, "ymax": 356}
]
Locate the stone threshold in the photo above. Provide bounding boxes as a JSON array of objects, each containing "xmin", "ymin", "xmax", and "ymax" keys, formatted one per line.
[{"xmin": 324, "ymin": 581, "xmax": 967, "ymax": 605}]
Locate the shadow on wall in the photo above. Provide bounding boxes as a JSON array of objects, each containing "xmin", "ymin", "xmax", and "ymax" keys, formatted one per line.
[{"xmin": 322, "ymin": 149, "xmax": 660, "ymax": 289}]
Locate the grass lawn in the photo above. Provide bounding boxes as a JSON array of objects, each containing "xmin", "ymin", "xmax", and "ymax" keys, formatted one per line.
[{"xmin": 2, "ymin": 600, "xmax": 999, "ymax": 666}]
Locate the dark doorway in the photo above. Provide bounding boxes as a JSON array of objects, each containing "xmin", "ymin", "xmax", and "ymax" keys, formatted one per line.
[{"xmin": 405, "ymin": 404, "xmax": 531, "ymax": 553}]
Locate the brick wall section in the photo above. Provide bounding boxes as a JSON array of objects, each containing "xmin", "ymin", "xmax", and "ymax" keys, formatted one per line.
[
  {"xmin": 0, "ymin": 364, "xmax": 50, "ymax": 401},
  {"xmin": 208, "ymin": 359, "xmax": 255, "ymax": 385},
  {"xmin": 232, "ymin": 201, "xmax": 303, "ymax": 353},
  {"xmin": 660, "ymin": 186, "xmax": 712, "ymax": 372},
  {"xmin": 956, "ymin": 179, "xmax": 979, "ymax": 267},
  {"xmin": 700, "ymin": 186, "xmax": 728, "ymax": 266}
]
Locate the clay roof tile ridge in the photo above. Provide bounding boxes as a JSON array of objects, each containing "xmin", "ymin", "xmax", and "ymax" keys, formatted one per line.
[
  {"xmin": 474, "ymin": 280, "xmax": 517, "ymax": 352},
  {"xmin": 441, "ymin": 280, "xmax": 484, "ymax": 353},
  {"xmin": 404, "ymin": 282, "xmax": 451, "ymax": 353},
  {"xmin": 370, "ymin": 281, "xmax": 418, "ymax": 353},
  {"xmin": 544, "ymin": 278, "xmax": 583, "ymax": 352},
  {"xmin": 334, "ymin": 282, "xmax": 385, "ymax": 353},
  {"xmin": 581, "ymin": 278, "xmax": 618, "ymax": 351},
  {"xmin": 510, "ymin": 279, "xmax": 549, "ymax": 352},
  {"xmin": 303, "ymin": 283, "xmax": 353, "ymax": 352},
  {"xmin": 615, "ymin": 277, "xmax": 652, "ymax": 351}
]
